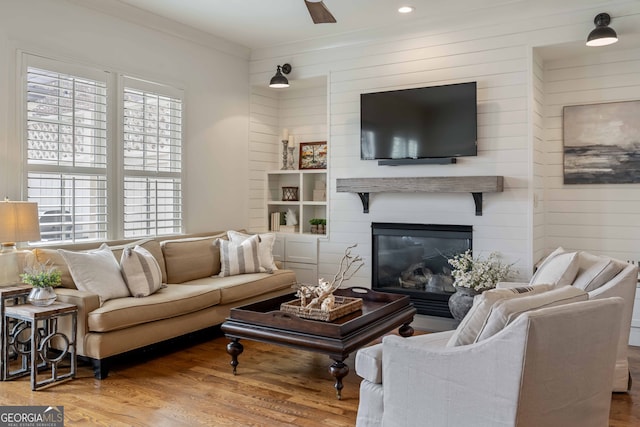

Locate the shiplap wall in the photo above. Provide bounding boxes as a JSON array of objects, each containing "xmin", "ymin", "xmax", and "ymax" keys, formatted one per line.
[
  {"xmin": 248, "ymin": 80, "xmax": 328, "ymax": 232},
  {"xmin": 532, "ymin": 51, "xmax": 546, "ymax": 265},
  {"xmin": 249, "ymin": 3, "xmax": 640, "ymax": 287},
  {"xmin": 542, "ymin": 46, "xmax": 640, "ymax": 262}
]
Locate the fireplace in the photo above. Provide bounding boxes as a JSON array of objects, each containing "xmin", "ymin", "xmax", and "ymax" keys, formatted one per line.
[{"xmin": 372, "ymin": 223, "xmax": 472, "ymax": 317}]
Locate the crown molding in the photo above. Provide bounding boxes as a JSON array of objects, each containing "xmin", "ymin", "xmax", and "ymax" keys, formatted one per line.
[{"xmin": 65, "ymin": 0, "xmax": 251, "ymax": 59}]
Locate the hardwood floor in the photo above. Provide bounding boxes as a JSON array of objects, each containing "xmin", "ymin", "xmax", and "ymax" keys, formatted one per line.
[{"xmin": 1, "ymin": 329, "xmax": 639, "ymax": 426}]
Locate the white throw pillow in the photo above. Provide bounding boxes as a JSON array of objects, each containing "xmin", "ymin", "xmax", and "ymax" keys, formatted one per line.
[
  {"xmin": 475, "ymin": 285, "xmax": 588, "ymax": 342},
  {"xmin": 227, "ymin": 230, "xmax": 278, "ymax": 272},
  {"xmin": 59, "ymin": 243, "xmax": 130, "ymax": 305},
  {"xmin": 447, "ymin": 284, "xmax": 554, "ymax": 347},
  {"xmin": 216, "ymin": 234, "xmax": 263, "ymax": 277},
  {"xmin": 530, "ymin": 247, "xmax": 580, "ymax": 287},
  {"xmin": 120, "ymin": 245, "xmax": 163, "ymax": 297},
  {"xmin": 572, "ymin": 252, "xmax": 623, "ymax": 292}
]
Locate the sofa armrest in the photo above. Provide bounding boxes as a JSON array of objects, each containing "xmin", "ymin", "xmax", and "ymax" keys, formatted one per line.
[{"xmin": 55, "ymin": 288, "xmax": 101, "ymax": 357}]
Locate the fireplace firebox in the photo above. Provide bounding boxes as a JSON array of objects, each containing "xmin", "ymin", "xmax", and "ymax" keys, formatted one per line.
[{"xmin": 372, "ymin": 223, "xmax": 472, "ymax": 317}]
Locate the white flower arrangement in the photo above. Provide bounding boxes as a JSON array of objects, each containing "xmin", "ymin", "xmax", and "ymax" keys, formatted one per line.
[{"xmin": 448, "ymin": 250, "xmax": 514, "ymax": 292}]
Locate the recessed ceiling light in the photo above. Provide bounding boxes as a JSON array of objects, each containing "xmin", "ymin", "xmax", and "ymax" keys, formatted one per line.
[{"xmin": 398, "ymin": 6, "xmax": 414, "ymax": 14}]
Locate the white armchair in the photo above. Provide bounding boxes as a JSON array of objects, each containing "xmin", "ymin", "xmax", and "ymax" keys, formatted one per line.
[
  {"xmin": 355, "ymin": 298, "xmax": 624, "ymax": 427},
  {"xmin": 497, "ymin": 256, "xmax": 637, "ymax": 392}
]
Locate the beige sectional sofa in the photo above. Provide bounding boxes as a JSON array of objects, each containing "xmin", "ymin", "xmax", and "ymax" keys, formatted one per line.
[{"xmin": 29, "ymin": 231, "xmax": 297, "ymax": 379}]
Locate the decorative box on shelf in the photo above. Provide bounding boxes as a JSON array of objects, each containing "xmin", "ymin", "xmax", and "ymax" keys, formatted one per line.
[
  {"xmin": 279, "ymin": 225, "xmax": 299, "ymax": 233},
  {"xmin": 280, "ymin": 296, "xmax": 362, "ymax": 322}
]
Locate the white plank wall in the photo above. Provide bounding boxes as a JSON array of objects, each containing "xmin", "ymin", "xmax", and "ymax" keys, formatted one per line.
[
  {"xmin": 248, "ymin": 3, "xmax": 640, "ymax": 288},
  {"xmin": 248, "ymin": 81, "xmax": 328, "ymax": 232},
  {"xmin": 542, "ymin": 46, "xmax": 640, "ymax": 263},
  {"xmin": 532, "ymin": 51, "xmax": 546, "ymax": 267},
  {"xmin": 248, "ymin": 87, "xmax": 279, "ymax": 231}
]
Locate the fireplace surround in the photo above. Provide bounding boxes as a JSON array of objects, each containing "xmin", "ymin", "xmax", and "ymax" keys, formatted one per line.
[{"xmin": 371, "ymin": 222, "xmax": 472, "ymax": 317}]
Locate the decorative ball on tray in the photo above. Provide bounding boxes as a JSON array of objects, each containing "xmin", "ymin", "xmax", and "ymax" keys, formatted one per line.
[{"xmin": 281, "ymin": 244, "xmax": 364, "ymax": 321}]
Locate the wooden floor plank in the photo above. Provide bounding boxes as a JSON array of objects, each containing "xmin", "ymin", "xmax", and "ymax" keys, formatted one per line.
[{"xmin": 0, "ymin": 330, "xmax": 637, "ymax": 426}]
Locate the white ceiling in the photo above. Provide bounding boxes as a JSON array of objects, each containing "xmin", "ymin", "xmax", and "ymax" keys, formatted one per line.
[{"xmin": 115, "ymin": 0, "xmax": 622, "ymax": 50}]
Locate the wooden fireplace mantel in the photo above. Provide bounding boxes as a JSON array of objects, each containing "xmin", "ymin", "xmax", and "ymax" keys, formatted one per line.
[{"xmin": 335, "ymin": 176, "xmax": 504, "ymax": 216}]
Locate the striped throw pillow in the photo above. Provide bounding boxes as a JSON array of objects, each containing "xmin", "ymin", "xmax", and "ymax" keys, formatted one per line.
[
  {"xmin": 120, "ymin": 245, "xmax": 163, "ymax": 297},
  {"xmin": 216, "ymin": 234, "xmax": 263, "ymax": 277}
]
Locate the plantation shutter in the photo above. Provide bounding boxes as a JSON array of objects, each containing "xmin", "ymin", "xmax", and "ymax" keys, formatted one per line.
[
  {"xmin": 26, "ymin": 57, "xmax": 108, "ymax": 242},
  {"xmin": 122, "ymin": 77, "xmax": 183, "ymax": 238}
]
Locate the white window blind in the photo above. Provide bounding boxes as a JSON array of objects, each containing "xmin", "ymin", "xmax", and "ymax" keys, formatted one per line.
[
  {"xmin": 26, "ymin": 61, "xmax": 108, "ymax": 242},
  {"xmin": 122, "ymin": 78, "xmax": 183, "ymax": 238}
]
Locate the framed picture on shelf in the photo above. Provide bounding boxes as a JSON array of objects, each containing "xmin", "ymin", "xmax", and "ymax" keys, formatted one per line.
[{"xmin": 299, "ymin": 141, "xmax": 327, "ymax": 170}]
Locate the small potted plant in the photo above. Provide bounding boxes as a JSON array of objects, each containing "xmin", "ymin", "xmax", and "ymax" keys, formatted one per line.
[
  {"xmin": 318, "ymin": 219, "xmax": 327, "ymax": 234},
  {"xmin": 20, "ymin": 261, "xmax": 62, "ymax": 306},
  {"xmin": 309, "ymin": 218, "xmax": 320, "ymax": 234}
]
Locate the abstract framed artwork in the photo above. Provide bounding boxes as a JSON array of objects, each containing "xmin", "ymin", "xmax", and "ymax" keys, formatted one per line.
[
  {"xmin": 299, "ymin": 141, "xmax": 327, "ymax": 170},
  {"xmin": 563, "ymin": 100, "xmax": 640, "ymax": 184}
]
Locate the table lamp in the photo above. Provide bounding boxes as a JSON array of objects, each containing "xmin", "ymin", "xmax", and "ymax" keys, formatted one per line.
[{"xmin": 0, "ymin": 200, "xmax": 41, "ymax": 286}]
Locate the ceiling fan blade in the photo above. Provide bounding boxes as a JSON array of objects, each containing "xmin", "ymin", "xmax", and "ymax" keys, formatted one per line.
[{"xmin": 304, "ymin": 1, "xmax": 337, "ymax": 24}]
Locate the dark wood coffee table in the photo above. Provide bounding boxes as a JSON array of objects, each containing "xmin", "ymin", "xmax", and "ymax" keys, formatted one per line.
[{"xmin": 221, "ymin": 287, "xmax": 416, "ymax": 399}]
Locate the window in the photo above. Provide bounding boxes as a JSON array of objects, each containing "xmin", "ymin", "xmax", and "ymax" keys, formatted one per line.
[
  {"xmin": 23, "ymin": 55, "xmax": 183, "ymax": 242},
  {"xmin": 122, "ymin": 79, "xmax": 182, "ymax": 238}
]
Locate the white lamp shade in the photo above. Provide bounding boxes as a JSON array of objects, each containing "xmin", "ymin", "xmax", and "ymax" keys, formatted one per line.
[{"xmin": 0, "ymin": 201, "xmax": 41, "ymax": 243}]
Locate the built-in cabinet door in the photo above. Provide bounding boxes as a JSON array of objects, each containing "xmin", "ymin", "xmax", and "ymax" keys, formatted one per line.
[
  {"xmin": 284, "ymin": 235, "xmax": 318, "ymax": 264},
  {"xmin": 285, "ymin": 261, "xmax": 318, "ymax": 285}
]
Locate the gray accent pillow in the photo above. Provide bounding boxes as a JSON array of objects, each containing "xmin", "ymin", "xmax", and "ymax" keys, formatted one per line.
[
  {"xmin": 216, "ymin": 234, "xmax": 263, "ymax": 277},
  {"xmin": 120, "ymin": 245, "xmax": 163, "ymax": 297}
]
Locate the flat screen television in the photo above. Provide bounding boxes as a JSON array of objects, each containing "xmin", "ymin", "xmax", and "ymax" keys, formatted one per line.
[{"xmin": 360, "ymin": 82, "xmax": 477, "ymax": 162}]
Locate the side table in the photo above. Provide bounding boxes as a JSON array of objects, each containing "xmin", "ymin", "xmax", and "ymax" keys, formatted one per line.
[
  {"xmin": 4, "ymin": 301, "xmax": 77, "ymax": 390},
  {"xmin": 0, "ymin": 284, "xmax": 31, "ymax": 380}
]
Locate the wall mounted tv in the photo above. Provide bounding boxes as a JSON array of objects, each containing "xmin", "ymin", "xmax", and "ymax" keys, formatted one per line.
[{"xmin": 361, "ymin": 82, "xmax": 477, "ymax": 165}]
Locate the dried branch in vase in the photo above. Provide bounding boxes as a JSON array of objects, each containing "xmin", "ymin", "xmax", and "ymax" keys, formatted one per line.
[{"xmin": 292, "ymin": 244, "xmax": 364, "ymax": 312}]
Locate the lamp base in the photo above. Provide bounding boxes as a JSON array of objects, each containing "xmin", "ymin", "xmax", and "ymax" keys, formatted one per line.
[{"xmin": 0, "ymin": 243, "xmax": 34, "ymax": 286}]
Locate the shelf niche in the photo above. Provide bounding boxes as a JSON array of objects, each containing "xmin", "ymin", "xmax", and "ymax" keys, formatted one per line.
[{"xmin": 336, "ymin": 176, "xmax": 504, "ymax": 216}]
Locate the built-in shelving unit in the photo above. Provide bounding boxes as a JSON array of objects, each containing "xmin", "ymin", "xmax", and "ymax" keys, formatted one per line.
[
  {"xmin": 267, "ymin": 170, "xmax": 327, "ymax": 234},
  {"xmin": 336, "ymin": 176, "xmax": 504, "ymax": 215}
]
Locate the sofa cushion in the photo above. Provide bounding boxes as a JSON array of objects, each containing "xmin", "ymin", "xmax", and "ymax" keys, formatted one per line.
[
  {"xmin": 573, "ymin": 252, "xmax": 623, "ymax": 292},
  {"xmin": 87, "ymin": 283, "xmax": 222, "ymax": 332},
  {"xmin": 120, "ymin": 245, "xmax": 163, "ymax": 297},
  {"xmin": 530, "ymin": 247, "xmax": 580, "ymax": 287},
  {"xmin": 227, "ymin": 230, "xmax": 278, "ymax": 272},
  {"xmin": 161, "ymin": 233, "xmax": 226, "ymax": 283},
  {"xmin": 447, "ymin": 284, "xmax": 554, "ymax": 347},
  {"xmin": 59, "ymin": 244, "xmax": 131, "ymax": 305},
  {"xmin": 217, "ymin": 234, "xmax": 263, "ymax": 277},
  {"xmin": 475, "ymin": 285, "xmax": 588, "ymax": 342},
  {"xmin": 185, "ymin": 269, "xmax": 296, "ymax": 305}
]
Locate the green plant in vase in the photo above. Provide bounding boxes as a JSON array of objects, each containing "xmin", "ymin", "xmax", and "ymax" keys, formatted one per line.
[{"xmin": 20, "ymin": 261, "xmax": 61, "ymax": 306}]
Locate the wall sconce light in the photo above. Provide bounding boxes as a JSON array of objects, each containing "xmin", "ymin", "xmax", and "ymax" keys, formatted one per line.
[
  {"xmin": 586, "ymin": 13, "xmax": 618, "ymax": 47},
  {"xmin": 269, "ymin": 63, "xmax": 292, "ymax": 88}
]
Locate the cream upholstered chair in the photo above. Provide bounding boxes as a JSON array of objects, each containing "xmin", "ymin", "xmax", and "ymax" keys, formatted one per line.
[
  {"xmin": 497, "ymin": 251, "xmax": 637, "ymax": 392},
  {"xmin": 355, "ymin": 298, "xmax": 624, "ymax": 427}
]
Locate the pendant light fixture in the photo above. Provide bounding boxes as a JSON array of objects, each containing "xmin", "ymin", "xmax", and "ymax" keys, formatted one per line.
[
  {"xmin": 269, "ymin": 64, "xmax": 292, "ymax": 88},
  {"xmin": 586, "ymin": 13, "xmax": 618, "ymax": 47}
]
